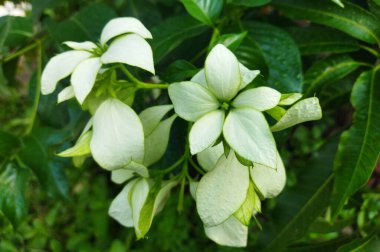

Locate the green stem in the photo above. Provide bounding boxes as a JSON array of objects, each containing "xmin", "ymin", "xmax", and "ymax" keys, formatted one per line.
[
  {"xmin": 118, "ymin": 64, "xmax": 169, "ymax": 89},
  {"xmin": 155, "ymin": 155, "xmax": 187, "ymax": 175},
  {"xmin": 25, "ymin": 41, "xmax": 42, "ymax": 135},
  {"xmin": 3, "ymin": 36, "xmax": 46, "ymax": 63},
  {"xmin": 189, "ymin": 158, "xmax": 205, "ymax": 175},
  {"xmin": 177, "ymin": 165, "xmax": 187, "ymax": 213}
]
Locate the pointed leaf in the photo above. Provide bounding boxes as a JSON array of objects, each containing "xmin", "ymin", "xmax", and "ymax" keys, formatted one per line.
[
  {"xmin": 273, "ymin": 0, "xmax": 380, "ymax": 44},
  {"xmin": 271, "ymin": 98, "xmax": 322, "ymax": 132},
  {"xmin": 181, "ymin": 0, "xmax": 223, "ymax": 26},
  {"xmin": 57, "ymin": 86, "xmax": 75, "ymax": 103},
  {"xmin": 331, "ymin": 69, "xmax": 380, "ymax": 217},
  {"xmin": 139, "ymin": 105, "xmax": 173, "ymax": 136},
  {"xmin": 57, "ymin": 131, "xmax": 92, "ymax": 157}
]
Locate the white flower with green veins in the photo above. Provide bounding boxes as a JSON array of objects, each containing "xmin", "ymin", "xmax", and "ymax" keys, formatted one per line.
[
  {"xmin": 41, "ymin": 17, "xmax": 155, "ymax": 104},
  {"xmin": 169, "ymin": 44, "xmax": 322, "ymax": 169}
]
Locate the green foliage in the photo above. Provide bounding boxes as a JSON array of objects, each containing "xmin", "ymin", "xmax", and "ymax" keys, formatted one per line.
[{"xmin": 0, "ymin": 0, "xmax": 379, "ymax": 250}]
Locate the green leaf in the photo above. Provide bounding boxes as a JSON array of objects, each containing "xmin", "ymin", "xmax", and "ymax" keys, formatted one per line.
[
  {"xmin": 243, "ymin": 21, "xmax": 303, "ymax": 92},
  {"xmin": 181, "ymin": 0, "xmax": 223, "ymax": 26},
  {"xmin": 227, "ymin": 0, "xmax": 271, "ymax": 7},
  {"xmin": 57, "ymin": 131, "xmax": 92, "ymax": 157},
  {"xmin": 337, "ymin": 232, "xmax": 380, "ymax": 252},
  {"xmin": 48, "ymin": 3, "xmax": 117, "ymax": 43},
  {"xmin": 331, "ymin": 69, "xmax": 380, "ymax": 218},
  {"xmin": 0, "ymin": 16, "xmax": 33, "ymax": 47},
  {"xmin": 261, "ymin": 139, "xmax": 338, "ymax": 251},
  {"xmin": 151, "ymin": 15, "xmax": 208, "ymax": 63},
  {"xmin": 233, "ymin": 181, "xmax": 257, "ymax": 225},
  {"xmin": 286, "ymin": 26, "xmax": 360, "ymax": 55},
  {"xmin": 215, "ymin": 32, "xmax": 247, "ymax": 50},
  {"xmin": 303, "ymin": 55, "xmax": 362, "ymax": 96},
  {"xmin": 0, "ymin": 163, "xmax": 29, "ymax": 228},
  {"xmin": 0, "ymin": 131, "xmax": 21, "ymax": 157},
  {"xmin": 18, "ymin": 134, "xmax": 69, "ymax": 198},
  {"xmin": 273, "ymin": 0, "xmax": 380, "ymax": 44},
  {"xmin": 319, "ymin": 76, "xmax": 354, "ymax": 109},
  {"xmin": 163, "ymin": 60, "xmax": 198, "ymax": 82}
]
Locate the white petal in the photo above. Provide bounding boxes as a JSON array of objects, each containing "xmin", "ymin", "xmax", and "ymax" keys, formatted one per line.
[
  {"xmin": 232, "ymin": 87, "xmax": 281, "ymax": 111},
  {"xmin": 57, "ymin": 86, "xmax": 75, "ymax": 103},
  {"xmin": 108, "ymin": 179, "xmax": 138, "ymax": 227},
  {"xmin": 100, "ymin": 17, "xmax": 152, "ymax": 44},
  {"xmin": 191, "ymin": 69, "xmax": 207, "ymax": 87},
  {"xmin": 223, "ymin": 108, "xmax": 277, "ymax": 169},
  {"xmin": 144, "ymin": 115, "xmax": 176, "ymax": 167},
  {"xmin": 101, "ymin": 34, "xmax": 155, "ymax": 74},
  {"xmin": 41, "ymin": 50, "xmax": 91, "ymax": 95},
  {"xmin": 196, "ymin": 152, "xmax": 249, "ymax": 226},
  {"xmin": 278, "ymin": 93, "xmax": 303, "ymax": 106},
  {"xmin": 90, "ymin": 99, "xmax": 144, "ymax": 170},
  {"xmin": 205, "ymin": 44, "xmax": 241, "ymax": 101},
  {"xmin": 204, "ymin": 216, "xmax": 248, "ymax": 247},
  {"xmin": 71, "ymin": 57, "xmax": 102, "ymax": 104},
  {"xmin": 111, "ymin": 169, "xmax": 134, "ymax": 184},
  {"xmin": 197, "ymin": 142, "xmax": 223, "ymax": 172},
  {"xmin": 239, "ymin": 63, "xmax": 260, "ymax": 90},
  {"xmin": 131, "ymin": 178, "xmax": 150, "ymax": 237},
  {"xmin": 139, "ymin": 105, "xmax": 173, "ymax": 136},
  {"xmin": 251, "ymin": 151, "xmax": 286, "ymax": 199},
  {"xmin": 168, "ymin": 81, "xmax": 219, "ymax": 122},
  {"xmin": 63, "ymin": 41, "xmax": 97, "ymax": 51},
  {"xmin": 271, "ymin": 97, "xmax": 322, "ymax": 132},
  {"xmin": 80, "ymin": 118, "xmax": 93, "ymax": 137},
  {"xmin": 190, "ymin": 110, "xmax": 225, "ymax": 155}
]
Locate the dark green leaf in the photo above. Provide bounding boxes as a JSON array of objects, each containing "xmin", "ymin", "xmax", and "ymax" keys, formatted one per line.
[
  {"xmin": 331, "ymin": 69, "xmax": 380, "ymax": 218},
  {"xmin": 0, "ymin": 16, "xmax": 33, "ymax": 47},
  {"xmin": 0, "ymin": 131, "xmax": 21, "ymax": 157},
  {"xmin": 273, "ymin": 0, "xmax": 380, "ymax": 44},
  {"xmin": 286, "ymin": 26, "xmax": 360, "ymax": 55},
  {"xmin": 215, "ymin": 32, "xmax": 247, "ymax": 50},
  {"xmin": 337, "ymin": 232, "xmax": 380, "ymax": 252},
  {"xmin": 181, "ymin": 0, "xmax": 223, "ymax": 26},
  {"xmin": 262, "ymin": 139, "xmax": 338, "ymax": 251},
  {"xmin": 227, "ymin": 0, "xmax": 271, "ymax": 7},
  {"xmin": 121, "ymin": 0, "xmax": 162, "ymax": 28},
  {"xmin": 48, "ymin": 3, "xmax": 117, "ymax": 43},
  {"xmin": 319, "ymin": 75, "xmax": 354, "ymax": 109},
  {"xmin": 243, "ymin": 21, "xmax": 302, "ymax": 92},
  {"xmin": 303, "ymin": 55, "xmax": 362, "ymax": 96},
  {"xmin": 368, "ymin": 0, "xmax": 380, "ymax": 19},
  {"xmin": 162, "ymin": 60, "xmax": 198, "ymax": 82},
  {"xmin": 18, "ymin": 134, "xmax": 69, "ymax": 198},
  {"xmin": 0, "ymin": 163, "xmax": 28, "ymax": 228},
  {"xmin": 151, "ymin": 15, "xmax": 208, "ymax": 63},
  {"xmin": 286, "ymin": 236, "xmax": 355, "ymax": 252}
]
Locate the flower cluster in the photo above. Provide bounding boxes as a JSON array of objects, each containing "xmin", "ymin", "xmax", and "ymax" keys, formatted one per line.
[{"xmin": 41, "ymin": 17, "xmax": 322, "ymax": 247}]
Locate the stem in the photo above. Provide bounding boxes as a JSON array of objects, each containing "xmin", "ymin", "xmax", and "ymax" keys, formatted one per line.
[
  {"xmin": 189, "ymin": 158, "xmax": 205, "ymax": 175},
  {"xmin": 118, "ymin": 64, "xmax": 169, "ymax": 89},
  {"xmin": 25, "ymin": 40, "xmax": 42, "ymax": 135},
  {"xmin": 3, "ymin": 36, "xmax": 46, "ymax": 63},
  {"xmin": 155, "ymin": 155, "xmax": 187, "ymax": 175},
  {"xmin": 177, "ymin": 165, "xmax": 187, "ymax": 213}
]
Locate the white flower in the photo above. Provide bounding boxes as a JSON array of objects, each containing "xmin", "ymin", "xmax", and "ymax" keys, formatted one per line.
[
  {"xmin": 192, "ymin": 143, "xmax": 285, "ymax": 247},
  {"xmin": 41, "ymin": 17, "xmax": 155, "ymax": 104},
  {"xmin": 108, "ymin": 178, "xmax": 177, "ymax": 238},
  {"xmin": 169, "ymin": 44, "xmax": 280, "ymax": 169}
]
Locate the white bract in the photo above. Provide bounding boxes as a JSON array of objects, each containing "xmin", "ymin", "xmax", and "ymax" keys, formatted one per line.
[
  {"xmin": 169, "ymin": 44, "xmax": 280, "ymax": 169},
  {"xmin": 194, "ymin": 143, "xmax": 283, "ymax": 247},
  {"xmin": 41, "ymin": 17, "xmax": 155, "ymax": 104},
  {"xmin": 109, "ymin": 178, "xmax": 177, "ymax": 238}
]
